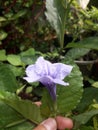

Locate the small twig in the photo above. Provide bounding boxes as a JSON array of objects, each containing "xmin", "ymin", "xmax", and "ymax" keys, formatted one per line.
[{"xmin": 75, "ymin": 59, "xmax": 98, "ymax": 65}]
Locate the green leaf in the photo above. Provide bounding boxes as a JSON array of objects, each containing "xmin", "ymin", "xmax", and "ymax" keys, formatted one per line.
[
  {"xmin": 76, "ymin": 87, "xmax": 98, "ymax": 112},
  {"xmin": 20, "ymin": 56, "xmax": 37, "ymax": 65},
  {"xmin": 45, "ymin": 0, "xmax": 69, "ymax": 48},
  {"xmin": 0, "ymin": 64, "xmax": 18, "ymax": 92},
  {"xmin": 66, "ymin": 37, "xmax": 98, "ymax": 50},
  {"xmin": 4, "ymin": 121, "xmax": 34, "ymax": 130},
  {"xmin": 0, "ymin": 50, "xmax": 7, "ymax": 61},
  {"xmin": 0, "ymin": 101, "xmax": 25, "ymax": 129},
  {"xmin": 57, "ymin": 63, "xmax": 83, "ymax": 114},
  {"xmin": 92, "ymin": 104, "xmax": 98, "ymax": 109},
  {"xmin": 20, "ymin": 48, "xmax": 35, "ymax": 56},
  {"xmin": 92, "ymin": 82, "xmax": 98, "ymax": 88},
  {"xmin": 0, "ymin": 91, "xmax": 42, "ymax": 124},
  {"xmin": 0, "ymin": 31, "xmax": 7, "ymax": 40},
  {"xmin": 41, "ymin": 88, "xmax": 56, "ymax": 118},
  {"xmin": 78, "ymin": 126, "xmax": 93, "ymax": 130},
  {"xmin": 0, "ymin": 16, "xmax": 6, "ymax": 22},
  {"xmin": 7, "ymin": 54, "xmax": 23, "ymax": 66},
  {"xmin": 13, "ymin": 10, "xmax": 27, "ymax": 19},
  {"xmin": 73, "ymin": 109, "xmax": 98, "ymax": 125},
  {"xmin": 65, "ymin": 48, "xmax": 90, "ymax": 60},
  {"xmin": 8, "ymin": 65, "xmax": 23, "ymax": 77},
  {"xmin": 20, "ymin": 48, "xmax": 37, "ymax": 65}
]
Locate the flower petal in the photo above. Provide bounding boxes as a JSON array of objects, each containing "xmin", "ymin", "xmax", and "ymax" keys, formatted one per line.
[
  {"xmin": 23, "ymin": 64, "xmax": 40, "ymax": 83},
  {"xmin": 53, "ymin": 63, "xmax": 73, "ymax": 80},
  {"xmin": 53, "ymin": 79, "xmax": 69, "ymax": 86},
  {"xmin": 46, "ymin": 83, "xmax": 56, "ymax": 101},
  {"xmin": 39, "ymin": 76, "xmax": 56, "ymax": 100},
  {"xmin": 35, "ymin": 57, "xmax": 52, "ymax": 76}
]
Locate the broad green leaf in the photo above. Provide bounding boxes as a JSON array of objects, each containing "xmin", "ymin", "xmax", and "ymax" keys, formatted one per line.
[
  {"xmin": 57, "ymin": 62, "xmax": 83, "ymax": 114},
  {"xmin": 0, "ymin": 31, "xmax": 7, "ymax": 40},
  {"xmin": 76, "ymin": 87, "xmax": 98, "ymax": 112},
  {"xmin": 20, "ymin": 48, "xmax": 35, "ymax": 56},
  {"xmin": 4, "ymin": 121, "xmax": 34, "ymax": 130},
  {"xmin": 0, "ymin": 101, "xmax": 25, "ymax": 129},
  {"xmin": 0, "ymin": 64, "xmax": 18, "ymax": 92},
  {"xmin": 20, "ymin": 48, "xmax": 37, "ymax": 65},
  {"xmin": 20, "ymin": 56, "xmax": 37, "ymax": 65},
  {"xmin": 73, "ymin": 109, "xmax": 98, "ymax": 124},
  {"xmin": 65, "ymin": 48, "xmax": 90, "ymax": 60},
  {"xmin": 66, "ymin": 37, "xmax": 98, "ymax": 50},
  {"xmin": 0, "ymin": 50, "xmax": 7, "ymax": 61},
  {"xmin": 45, "ymin": 0, "xmax": 69, "ymax": 48},
  {"xmin": 78, "ymin": 126, "xmax": 93, "ymax": 130},
  {"xmin": 74, "ymin": 125, "xmax": 93, "ymax": 130},
  {"xmin": 7, "ymin": 54, "xmax": 23, "ymax": 66},
  {"xmin": 92, "ymin": 81, "xmax": 98, "ymax": 88},
  {"xmin": 0, "ymin": 91, "xmax": 42, "ymax": 124},
  {"xmin": 8, "ymin": 65, "xmax": 23, "ymax": 77}
]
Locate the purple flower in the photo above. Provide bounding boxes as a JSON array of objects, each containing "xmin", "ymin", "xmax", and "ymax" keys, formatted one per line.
[{"xmin": 23, "ymin": 57, "xmax": 73, "ymax": 101}]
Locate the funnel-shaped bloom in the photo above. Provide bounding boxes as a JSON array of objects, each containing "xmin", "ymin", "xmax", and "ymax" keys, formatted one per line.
[{"xmin": 23, "ymin": 57, "xmax": 73, "ymax": 101}]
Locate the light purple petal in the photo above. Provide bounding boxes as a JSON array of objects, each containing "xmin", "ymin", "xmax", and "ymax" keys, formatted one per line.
[
  {"xmin": 39, "ymin": 76, "xmax": 68, "ymax": 86},
  {"xmin": 39, "ymin": 76, "xmax": 56, "ymax": 100},
  {"xmin": 23, "ymin": 64, "xmax": 40, "ymax": 83},
  {"xmin": 52, "ymin": 63, "xmax": 73, "ymax": 80},
  {"xmin": 46, "ymin": 84, "xmax": 56, "ymax": 101},
  {"xmin": 35, "ymin": 57, "xmax": 52, "ymax": 76},
  {"xmin": 53, "ymin": 79, "xmax": 69, "ymax": 86}
]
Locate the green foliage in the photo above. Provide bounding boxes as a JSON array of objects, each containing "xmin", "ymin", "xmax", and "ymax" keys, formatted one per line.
[
  {"xmin": 0, "ymin": 0, "xmax": 98, "ymax": 129},
  {"xmin": 0, "ymin": 31, "xmax": 8, "ymax": 41},
  {"xmin": 4, "ymin": 122, "xmax": 34, "ymax": 130},
  {"xmin": 66, "ymin": 37, "xmax": 98, "ymax": 50},
  {"xmin": 7, "ymin": 54, "xmax": 23, "ymax": 66},
  {"xmin": 45, "ymin": 0, "xmax": 72, "ymax": 48},
  {"xmin": 0, "ymin": 64, "xmax": 18, "ymax": 92},
  {"xmin": 73, "ymin": 109, "xmax": 98, "ymax": 125},
  {"xmin": 65, "ymin": 48, "xmax": 90, "ymax": 60},
  {"xmin": 57, "ymin": 62, "xmax": 83, "ymax": 114},
  {"xmin": 76, "ymin": 87, "xmax": 98, "ymax": 113},
  {"xmin": 0, "ymin": 50, "xmax": 7, "ymax": 61},
  {"xmin": 0, "ymin": 91, "xmax": 42, "ymax": 124},
  {"xmin": 0, "ymin": 101, "xmax": 25, "ymax": 129}
]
